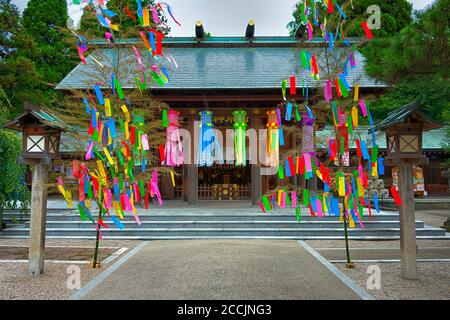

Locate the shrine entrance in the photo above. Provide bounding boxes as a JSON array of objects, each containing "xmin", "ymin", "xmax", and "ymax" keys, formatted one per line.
[{"xmin": 198, "ymin": 164, "xmax": 251, "ymax": 200}]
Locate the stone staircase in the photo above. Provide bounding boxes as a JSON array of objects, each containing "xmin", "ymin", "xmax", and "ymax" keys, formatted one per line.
[{"xmin": 1, "ymin": 207, "xmax": 448, "ymax": 240}]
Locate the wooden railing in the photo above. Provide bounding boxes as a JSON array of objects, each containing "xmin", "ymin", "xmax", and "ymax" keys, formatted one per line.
[{"xmin": 173, "ymin": 185, "xmax": 252, "ymax": 200}]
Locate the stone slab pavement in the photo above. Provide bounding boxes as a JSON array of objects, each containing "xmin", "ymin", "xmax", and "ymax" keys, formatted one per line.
[{"xmin": 75, "ymin": 240, "xmax": 364, "ymax": 300}]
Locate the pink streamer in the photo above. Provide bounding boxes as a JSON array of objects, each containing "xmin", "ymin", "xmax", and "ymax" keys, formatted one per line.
[
  {"xmin": 359, "ymin": 99, "xmax": 368, "ymax": 117},
  {"xmin": 291, "ymin": 192, "xmax": 297, "ymax": 208},
  {"xmin": 151, "ymin": 6, "xmax": 160, "ymax": 23},
  {"xmin": 85, "ymin": 142, "xmax": 93, "ymax": 160},
  {"xmin": 133, "ymin": 46, "xmax": 143, "ymax": 71}
]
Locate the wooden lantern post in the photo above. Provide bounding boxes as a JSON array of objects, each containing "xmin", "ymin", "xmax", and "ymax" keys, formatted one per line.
[
  {"xmin": 375, "ymin": 101, "xmax": 441, "ymax": 279},
  {"xmin": 3, "ymin": 103, "xmax": 65, "ymax": 276}
]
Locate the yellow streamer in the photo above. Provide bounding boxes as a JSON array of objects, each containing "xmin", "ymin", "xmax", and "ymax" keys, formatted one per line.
[
  {"xmin": 170, "ymin": 170, "xmax": 175, "ymax": 187},
  {"xmin": 121, "ymin": 105, "xmax": 130, "ymax": 122},
  {"xmin": 354, "ymin": 82, "xmax": 359, "ymax": 101},
  {"xmin": 105, "ymin": 98, "xmax": 111, "ymax": 116},
  {"xmin": 103, "ymin": 147, "xmax": 115, "ymax": 165}
]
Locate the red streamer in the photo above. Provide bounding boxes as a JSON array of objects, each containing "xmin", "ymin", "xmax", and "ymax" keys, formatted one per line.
[
  {"xmin": 124, "ymin": 7, "xmax": 137, "ymax": 22},
  {"xmin": 361, "ymin": 21, "xmax": 373, "ymax": 40},
  {"xmin": 290, "ymin": 75, "xmax": 296, "ymax": 95},
  {"xmin": 390, "ymin": 186, "xmax": 402, "ymax": 206}
]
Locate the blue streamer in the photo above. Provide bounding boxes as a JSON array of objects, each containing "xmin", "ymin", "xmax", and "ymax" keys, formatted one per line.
[
  {"xmin": 110, "ymin": 216, "xmax": 124, "ymax": 230},
  {"xmin": 360, "ymin": 140, "xmax": 370, "ymax": 160},
  {"xmin": 102, "ymin": 8, "xmax": 117, "ymax": 17},
  {"xmin": 93, "ymin": 84, "xmax": 104, "ymax": 105},
  {"xmin": 285, "ymin": 159, "xmax": 292, "ymax": 177},
  {"xmin": 335, "ymin": 3, "xmax": 347, "ymax": 19},
  {"xmin": 374, "ymin": 193, "xmax": 380, "ymax": 213},
  {"xmin": 96, "ymin": 14, "xmax": 110, "ymax": 28},
  {"xmin": 83, "ymin": 98, "xmax": 90, "ymax": 113},
  {"xmin": 285, "ymin": 102, "xmax": 293, "ymax": 121},
  {"xmin": 378, "ymin": 157, "xmax": 385, "ymax": 176},
  {"xmin": 339, "ymin": 73, "xmax": 350, "ymax": 91},
  {"xmin": 329, "ymin": 32, "xmax": 334, "ymax": 50},
  {"xmin": 108, "ymin": 118, "xmax": 117, "ymax": 138},
  {"xmin": 149, "ymin": 31, "xmax": 156, "ymax": 51},
  {"xmin": 279, "ymin": 128, "xmax": 285, "ymax": 146}
]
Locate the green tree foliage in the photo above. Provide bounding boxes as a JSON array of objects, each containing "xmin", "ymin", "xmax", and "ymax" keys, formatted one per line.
[
  {"xmin": 370, "ymin": 75, "xmax": 450, "ymax": 122},
  {"xmin": 0, "ymin": 0, "xmax": 45, "ymax": 117},
  {"xmin": 287, "ymin": 0, "xmax": 412, "ymax": 37},
  {"xmin": 362, "ymin": 0, "xmax": 449, "ymax": 121},
  {"xmin": 79, "ymin": 0, "xmax": 171, "ymax": 38},
  {"xmin": 0, "ymin": 0, "xmax": 20, "ymax": 59},
  {"xmin": 22, "ymin": 0, "xmax": 76, "ymax": 85},
  {"xmin": 0, "ymin": 92, "xmax": 30, "ymax": 230},
  {"xmin": 362, "ymin": 0, "xmax": 449, "ymax": 83}
]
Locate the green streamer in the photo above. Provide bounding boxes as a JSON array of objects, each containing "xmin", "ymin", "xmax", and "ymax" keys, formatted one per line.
[
  {"xmin": 303, "ymin": 189, "xmax": 309, "ymax": 206},
  {"xmin": 77, "ymin": 204, "xmax": 86, "ymax": 221},
  {"xmin": 278, "ymin": 165, "xmax": 285, "ymax": 180},
  {"xmin": 114, "ymin": 78, "xmax": 125, "ymax": 99},
  {"xmin": 295, "ymin": 206, "xmax": 302, "ymax": 222},
  {"xmin": 162, "ymin": 110, "xmax": 168, "ymax": 128}
]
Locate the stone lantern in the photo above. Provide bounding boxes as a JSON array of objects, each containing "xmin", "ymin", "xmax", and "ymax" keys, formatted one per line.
[
  {"xmin": 375, "ymin": 101, "xmax": 441, "ymax": 279},
  {"xmin": 3, "ymin": 103, "xmax": 66, "ymax": 276}
]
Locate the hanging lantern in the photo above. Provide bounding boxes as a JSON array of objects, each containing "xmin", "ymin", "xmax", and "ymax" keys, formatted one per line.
[
  {"xmin": 301, "ymin": 113, "xmax": 315, "ymax": 154},
  {"xmin": 162, "ymin": 109, "xmax": 184, "ymax": 167},
  {"xmin": 336, "ymin": 113, "xmax": 350, "ymax": 166},
  {"xmin": 266, "ymin": 110, "xmax": 279, "ymax": 167},
  {"xmin": 233, "ymin": 109, "xmax": 247, "ymax": 166},
  {"xmin": 197, "ymin": 110, "xmax": 223, "ymax": 167}
]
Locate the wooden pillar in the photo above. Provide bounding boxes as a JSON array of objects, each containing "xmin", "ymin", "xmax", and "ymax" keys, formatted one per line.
[
  {"xmin": 182, "ymin": 165, "xmax": 188, "ymax": 202},
  {"xmin": 251, "ymin": 114, "xmax": 262, "ymax": 205},
  {"xmin": 28, "ymin": 162, "xmax": 48, "ymax": 276},
  {"xmin": 251, "ymin": 165, "xmax": 262, "ymax": 205},
  {"xmin": 186, "ymin": 113, "xmax": 198, "ymax": 206},
  {"xmin": 307, "ymin": 176, "xmax": 318, "ymax": 192},
  {"xmin": 187, "ymin": 165, "xmax": 198, "ymax": 206},
  {"xmin": 398, "ymin": 162, "xmax": 417, "ymax": 279}
]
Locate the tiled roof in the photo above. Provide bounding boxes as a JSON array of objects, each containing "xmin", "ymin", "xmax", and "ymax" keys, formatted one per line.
[
  {"xmin": 57, "ymin": 37, "xmax": 386, "ymax": 90},
  {"xmin": 375, "ymin": 101, "xmax": 442, "ymax": 132}
]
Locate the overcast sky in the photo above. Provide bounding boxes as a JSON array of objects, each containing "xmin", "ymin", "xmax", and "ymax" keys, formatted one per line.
[{"xmin": 12, "ymin": 0, "xmax": 436, "ymax": 37}]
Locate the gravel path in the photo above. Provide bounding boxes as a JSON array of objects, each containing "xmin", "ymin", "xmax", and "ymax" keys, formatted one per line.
[
  {"xmin": 0, "ymin": 262, "xmax": 103, "ymax": 300},
  {"xmin": 0, "ymin": 239, "xmax": 143, "ymax": 300},
  {"xmin": 0, "ymin": 238, "xmax": 142, "ymax": 249},
  {"xmin": 335, "ymin": 262, "xmax": 450, "ymax": 300}
]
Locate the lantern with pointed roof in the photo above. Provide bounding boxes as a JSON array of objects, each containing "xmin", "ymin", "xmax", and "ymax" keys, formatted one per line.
[
  {"xmin": 3, "ymin": 103, "xmax": 66, "ymax": 164},
  {"xmin": 375, "ymin": 101, "xmax": 442, "ymax": 166}
]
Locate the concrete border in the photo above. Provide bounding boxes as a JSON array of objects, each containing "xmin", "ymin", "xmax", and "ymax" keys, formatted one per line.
[
  {"xmin": 69, "ymin": 241, "xmax": 149, "ymax": 300},
  {"xmin": 298, "ymin": 240, "xmax": 374, "ymax": 300},
  {"xmin": 330, "ymin": 259, "xmax": 450, "ymax": 264},
  {"xmin": 0, "ymin": 259, "xmax": 87, "ymax": 264}
]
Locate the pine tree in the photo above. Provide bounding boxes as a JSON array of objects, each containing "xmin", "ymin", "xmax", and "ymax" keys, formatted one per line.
[{"xmin": 22, "ymin": 0, "xmax": 77, "ymax": 85}]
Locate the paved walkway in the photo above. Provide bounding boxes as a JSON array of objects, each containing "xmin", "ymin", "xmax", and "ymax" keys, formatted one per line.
[{"xmin": 72, "ymin": 240, "xmax": 367, "ymax": 300}]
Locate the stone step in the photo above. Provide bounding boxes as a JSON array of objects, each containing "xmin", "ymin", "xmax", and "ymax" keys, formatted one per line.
[
  {"xmin": 3, "ymin": 227, "xmax": 446, "ymax": 238},
  {"xmin": 2, "ymin": 213, "xmax": 403, "ymax": 222},
  {"xmin": 30, "ymin": 220, "xmax": 426, "ymax": 229}
]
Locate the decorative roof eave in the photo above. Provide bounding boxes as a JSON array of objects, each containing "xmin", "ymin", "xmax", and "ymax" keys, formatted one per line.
[
  {"xmin": 3, "ymin": 104, "xmax": 68, "ymax": 132},
  {"xmin": 374, "ymin": 101, "xmax": 443, "ymax": 132},
  {"xmin": 90, "ymin": 36, "xmax": 366, "ymax": 48}
]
